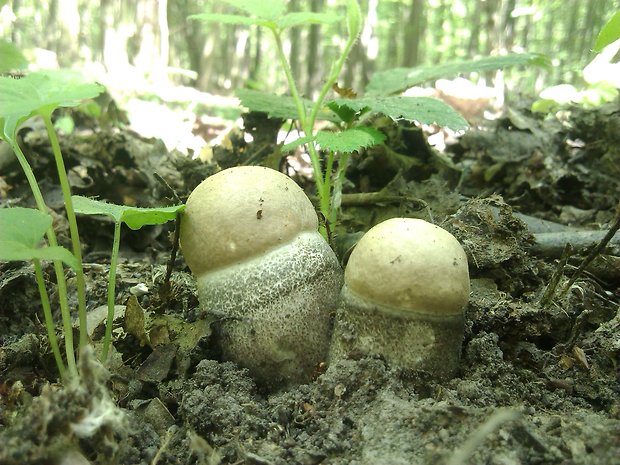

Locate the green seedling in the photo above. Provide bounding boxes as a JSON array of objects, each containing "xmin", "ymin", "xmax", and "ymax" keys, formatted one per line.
[
  {"xmin": 191, "ymin": 0, "xmax": 547, "ymax": 238},
  {"xmin": 0, "ymin": 207, "xmax": 79, "ymax": 379},
  {"xmin": 72, "ymin": 196, "xmax": 185, "ymax": 360},
  {"xmin": 0, "ymin": 70, "xmax": 184, "ymax": 379},
  {"xmin": 1, "ymin": 70, "xmax": 104, "ymax": 357},
  {"xmin": 191, "ymin": 0, "xmax": 363, "ymax": 236}
]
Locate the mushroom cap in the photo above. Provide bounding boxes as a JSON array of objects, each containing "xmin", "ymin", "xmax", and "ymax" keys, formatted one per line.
[
  {"xmin": 180, "ymin": 166, "xmax": 318, "ymax": 276},
  {"xmin": 345, "ymin": 218, "xmax": 469, "ymax": 317}
]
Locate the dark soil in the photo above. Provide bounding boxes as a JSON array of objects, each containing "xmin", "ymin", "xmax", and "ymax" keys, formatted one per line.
[{"xmin": 1, "ymin": 101, "xmax": 619, "ymax": 465}]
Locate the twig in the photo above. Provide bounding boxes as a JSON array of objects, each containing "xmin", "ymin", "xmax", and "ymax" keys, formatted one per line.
[
  {"xmin": 560, "ymin": 199, "xmax": 620, "ymax": 295},
  {"xmin": 153, "ymin": 173, "xmax": 183, "ymax": 296},
  {"xmin": 445, "ymin": 409, "xmax": 521, "ymax": 465},
  {"xmin": 539, "ymin": 243, "xmax": 572, "ymax": 308}
]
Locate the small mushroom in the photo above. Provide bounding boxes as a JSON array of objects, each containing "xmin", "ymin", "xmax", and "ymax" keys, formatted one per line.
[
  {"xmin": 330, "ymin": 218, "xmax": 470, "ymax": 379},
  {"xmin": 180, "ymin": 166, "xmax": 343, "ymax": 389}
]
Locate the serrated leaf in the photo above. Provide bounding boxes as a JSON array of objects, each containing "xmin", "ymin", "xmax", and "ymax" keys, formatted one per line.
[
  {"xmin": 0, "ymin": 207, "xmax": 79, "ymax": 269},
  {"xmin": 188, "ymin": 13, "xmax": 270, "ymax": 27},
  {"xmin": 366, "ymin": 53, "xmax": 550, "ymax": 96},
  {"xmin": 73, "ymin": 196, "xmax": 185, "ymax": 231},
  {"xmin": 315, "ymin": 127, "xmax": 385, "ymax": 153},
  {"xmin": 331, "ymin": 96, "xmax": 468, "ymax": 131},
  {"xmin": 236, "ymin": 88, "xmax": 339, "ymax": 122},
  {"xmin": 277, "ymin": 12, "xmax": 341, "ymax": 29},
  {"xmin": 594, "ymin": 11, "xmax": 620, "ymax": 52},
  {"xmin": 221, "ymin": 0, "xmax": 285, "ymax": 20},
  {"xmin": 0, "ymin": 70, "xmax": 104, "ymax": 140},
  {"xmin": 0, "ymin": 40, "xmax": 27, "ymax": 73},
  {"xmin": 327, "ymin": 100, "xmax": 361, "ymax": 124}
]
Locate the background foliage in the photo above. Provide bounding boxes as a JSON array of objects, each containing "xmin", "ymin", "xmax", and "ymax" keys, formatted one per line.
[{"xmin": 2, "ymin": 0, "xmax": 617, "ymax": 97}]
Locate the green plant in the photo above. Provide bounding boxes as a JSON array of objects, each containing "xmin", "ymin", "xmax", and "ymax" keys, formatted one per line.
[
  {"xmin": 71, "ymin": 196, "xmax": 185, "ymax": 360},
  {"xmin": 0, "ymin": 70, "xmax": 184, "ymax": 380},
  {"xmin": 191, "ymin": 0, "xmax": 546, "ymax": 238},
  {"xmin": 0, "ymin": 208, "xmax": 79, "ymax": 379}
]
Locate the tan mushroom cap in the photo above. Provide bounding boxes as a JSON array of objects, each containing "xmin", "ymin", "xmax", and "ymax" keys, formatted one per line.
[
  {"xmin": 180, "ymin": 166, "xmax": 318, "ymax": 276},
  {"xmin": 345, "ymin": 218, "xmax": 470, "ymax": 317}
]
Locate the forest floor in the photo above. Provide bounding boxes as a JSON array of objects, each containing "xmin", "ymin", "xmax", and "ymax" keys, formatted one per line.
[{"xmin": 0, "ymin": 97, "xmax": 619, "ymax": 465}]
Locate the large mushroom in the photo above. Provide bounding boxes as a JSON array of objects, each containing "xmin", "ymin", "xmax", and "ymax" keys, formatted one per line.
[
  {"xmin": 180, "ymin": 166, "xmax": 343, "ymax": 389},
  {"xmin": 330, "ymin": 218, "xmax": 470, "ymax": 379}
]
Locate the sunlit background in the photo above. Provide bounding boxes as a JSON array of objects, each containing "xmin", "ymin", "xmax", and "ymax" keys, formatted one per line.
[{"xmin": 2, "ymin": 0, "xmax": 618, "ymax": 154}]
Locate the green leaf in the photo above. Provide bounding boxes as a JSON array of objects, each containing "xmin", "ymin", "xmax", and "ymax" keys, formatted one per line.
[
  {"xmin": 0, "ymin": 70, "xmax": 104, "ymax": 140},
  {"xmin": 330, "ymin": 96, "xmax": 468, "ymax": 131},
  {"xmin": 0, "ymin": 40, "xmax": 27, "ymax": 73},
  {"xmin": 594, "ymin": 11, "xmax": 620, "ymax": 52},
  {"xmin": 282, "ymin": 135, "xmax": 314, "ymax": 152},
  {"xmin": 0, "ymin": 207, "xmax": 51, "ymax": 248},
  {"xmin": 366, "ymin": 53, "xmax": 550, "ymax": 96},
  {"xmin": 221, "ymin": 0, "xmax": 285, "ymax": 20},
  {"xmin": 277, "ymin": 12, "xmax": 341, "ymax": 29},
  {"xmin": 327, "ymin": 100, "xmax": 362, "ymax": 124},
  {"xmin": 0, "ymin": 207, "xmax": 79, "ymax": 269},
  {"xmin": 72, "ymin": 196, "xmax": 185, "ymax": 231},
  {"xmin": 188, "ymin": 13, "xmax": 270, "ymax": 27},
  {"xmin": 315, "ymin": 127, "xmax": 385, "ymax": 153},
  {"xmin": 346, "ymin": 0, "xmax": 363, "ymax": 40},
  {"xmin": 236, "ymin": 88, "xmax": 339, "ymax": 122}
]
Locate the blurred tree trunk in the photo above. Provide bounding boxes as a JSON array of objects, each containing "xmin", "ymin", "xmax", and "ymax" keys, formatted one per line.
[
  {"xmin": 518, "ymin": 7, "xmax": 532, "ymax": 49},
  {"xmin": 46, "ymin": 0, "xmax": 80, "ymax": 66},
  {"xmin": 248, "ymin": 27, "xmax": 263, "ymax": 84},
  {"xmin": 385, "ymin": 1, "xmax": 400, "ymax": 69},
  {"xmin": 542, "ymin": 4, "xmax": 558, "ymax": 82},
  {"xmin": 233, "ymin": 28, "xmax": 251, "ymax": 88},
  {"xmin": 430, "ymin": 0, "xmax": 447, "ymax": 63},
  {"xmin": 342, "ymin": 40, "xmax": 364, "ymax": 90},
  {"xmin": 289, "ymin": 0, "xmax": 301, "ymax": 84},
  {"xmin": 402, "ymin": 0, "xmax": 424, "ymax": 67},
  {"xmin": 134, "ymin": 0, "xmax": 159, "ymax": 68},
  {"xmin": 497, "ymin": 0, "xmax": 516, "ymax": 52},
  {"xmin": 11, "ymin": 0, "xmax": 22, "ymax": 43},
  {"xmin": 159, "ymin": 0, "xmax": 169, "ymax": 68},
  {"xmin": 564, "ymin": 0, "xmax": 580, "ymax": 59},
  {"xmin": 343, "ymin": 0, "xmax": 377, "ymax": 91},
  {"xmin": 482, "ymin": 0, "xmax": 498, "ymax": 82},
  {"xmin": 305, "ymin": 0, "xmax": 324, "ymax": 96},
  {"xmin": 467, "ymin": 0, "xmax": 481, "ymax": 56},
  {"xmin": 579, "ymin": 0, "xmax": 603, "ymax": 63},
  {"xmin": 178, "ymin": 0, "xmax": 212, "ymax": 89}
]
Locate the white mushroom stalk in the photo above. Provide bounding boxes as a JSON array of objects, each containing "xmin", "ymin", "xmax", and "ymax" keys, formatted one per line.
[
  {"xmin": 330, "ymin": 218, "xmax": 470, "ymax": 379},
  {"xmin": 180, "ymin": 166, "xmax": 343, "ymax": 389}
]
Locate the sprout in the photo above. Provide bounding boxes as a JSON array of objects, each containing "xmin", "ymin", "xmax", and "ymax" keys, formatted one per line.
[{"xmin": 330, "ymin": 218, "xmax": 470, "ymax": 379}]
